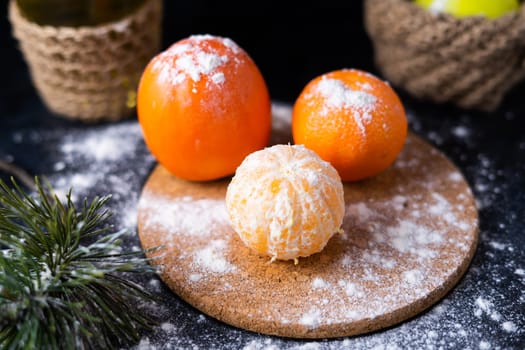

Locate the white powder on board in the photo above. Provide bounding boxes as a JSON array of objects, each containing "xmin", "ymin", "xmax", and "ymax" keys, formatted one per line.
[
  {"xmin": 299, "ymin": 308, "xmax": 322, "ymax": 327},
  {"xmin": 449, "ymin": 172, "xmax": 463, "ymax": 182},
  {"xmin": 402, "ymin": 269, "xmax": 423, "ymax": 286},
  {"xmin": 312, "ymin": 277, "xmax": 329, "ymax": 289},
  {"xmin": 139, "ymin": 194, "xmax": 228, "ymax": 237},
  {"xmin": 345, "ymin": 202, "xmax": 376, "ymax": 224},
  {"xmin": 193, "ymin": 239, "xmax": 236, "ymax": 274},
  {"xmin": 384, "ymin": 220, "xmax": 441, "ymax": 259},
  {"xmin": 338, "ymin": 280, "xmax": 364, "ymax": 298}
]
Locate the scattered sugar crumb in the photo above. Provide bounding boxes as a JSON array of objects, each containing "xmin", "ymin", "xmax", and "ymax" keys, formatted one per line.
[
  {"xmin": 17, "ymin": 102, "xmax": 519, "ymax": 349},
  {"xmin": 449, "ymin": 172, "xmax": 463, "ymax": 182},
  {"xmin": 475, "ymin": 297, "xmax": 491, "ymax": 315},
  {"xmin": 194, "ymin": 239, "xmax": 236, "ymax": 274},
  {"xmin": 139, "ymin": 194, "xmax": 228, "ymax": 237},
  {"xmin": 312, "ymin": 277, "xmax": 328, "ymax": 289},
  {"xmin": 53, "ymin": 161, "xmax": 66, "ymax": 171},
  {"xmin": 160, "ymin": 322, "xmax": 176, "ymax": 332},
  {"xmin": 136, "ymin": 337, "xmax": 155, "ymax": 350},
  {"xmin": 189, "ymin": 274, "xmax": 202, "ymax": 282},
  {"xmin": 299, "ymin": 308, "xmax": 321, "ymax": 327},
  {"xmin": 452, "ymin": 125, "xmax": 470, "ymax": 138},
  {"xmin": 345, "ymin": 202, "xmax": 376, "ymax": 224},
  {"xmin": 479, "ymin": 340, "xmax": 491, "ymax": 350},
  {"xmin": 501, "ymin": 321, "xmax": 517, "ymax": 332},
  {"xmin": 488, "ymin": 241, "xmax": 506, "ymax": 251},
  {"xmin": 338, "ymin": 280, "xmax": 364, "ymax": 298},
  {"xmin": 403, "ymin": 269, "xmax": 423, "ymax": 285}
]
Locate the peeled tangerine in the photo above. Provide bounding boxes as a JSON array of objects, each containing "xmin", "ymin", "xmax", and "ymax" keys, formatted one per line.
[{"xmin": 225, "ymin": 144, "xmax": 345, "ymax": 262}]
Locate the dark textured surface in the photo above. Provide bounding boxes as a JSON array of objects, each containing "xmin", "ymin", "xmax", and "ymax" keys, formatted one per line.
[{"xmin": 1, "ymin": 1, "xmax": 524, "ymax": 349}]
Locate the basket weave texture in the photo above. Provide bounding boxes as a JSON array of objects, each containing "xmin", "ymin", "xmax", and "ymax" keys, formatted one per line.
[
  {"xmin": 364, "ymin": 0, "xmax": 525, "ymax": 112},
  {"xmin": 9, "ymin": 0, "xmax": 162, "ymax": 122}
]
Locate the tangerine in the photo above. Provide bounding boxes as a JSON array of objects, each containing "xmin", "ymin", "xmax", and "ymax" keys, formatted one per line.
[
  {"xmin": 292, "ymin": 69, "xmax": 408, "ymax": 182},
  {"xmin": 137, "ymin": 34, "xmax": 272, "ymax": 181},
  {"xmin": 225, "ymin": 144, "xmax": 345, "ymax": 262}
]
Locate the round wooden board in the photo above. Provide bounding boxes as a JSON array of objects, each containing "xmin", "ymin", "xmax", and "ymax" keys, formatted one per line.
[{"xmin": 137, "ymin": 104, "xmax": 479, "ymax": 339}]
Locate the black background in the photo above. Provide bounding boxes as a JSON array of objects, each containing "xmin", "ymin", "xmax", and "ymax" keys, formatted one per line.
[
  {"xmin": 1, "ymin": 1, "xmax": 525, "ymax": 349},
  {"xmin": 1, "ymin": 1, "xmax": 376, "ymax": 107}
]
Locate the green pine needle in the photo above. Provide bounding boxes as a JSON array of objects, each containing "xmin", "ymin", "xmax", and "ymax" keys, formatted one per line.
[{"xmin": 0, "ymin": 177, "xmax": 160, "ymax": 350}]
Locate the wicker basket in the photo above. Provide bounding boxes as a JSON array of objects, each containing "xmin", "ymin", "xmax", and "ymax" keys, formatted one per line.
[
  {"xmin": 364, "ymin": 0, "xmax": 525, "ymax": 112},
  {"xmin": 9, "ymin": 0, "xmax": 163, "ymax": 122}
]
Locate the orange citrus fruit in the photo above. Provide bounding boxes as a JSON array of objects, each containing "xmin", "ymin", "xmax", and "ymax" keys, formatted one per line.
[
  {"xmin": 225, "ymin": 144, "xmax": 345, "ymax": 262},
  {"xmin": 137, "ymin": 34, "xmax": 272, "ymax": 181},
  {"xmin": 292, "ymin": 69, "xmax": 408, "ymax": 182}
]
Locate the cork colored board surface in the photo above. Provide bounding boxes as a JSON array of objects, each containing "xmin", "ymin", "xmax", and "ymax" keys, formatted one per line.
[{"xmin": 137, "ymin": 106, "xmax": 479, "ymax": 339}]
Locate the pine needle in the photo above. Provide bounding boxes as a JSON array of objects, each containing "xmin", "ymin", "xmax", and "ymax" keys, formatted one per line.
[{"xmin": 0, "ymin": 176, "xmax": 160, "ymax": 350}]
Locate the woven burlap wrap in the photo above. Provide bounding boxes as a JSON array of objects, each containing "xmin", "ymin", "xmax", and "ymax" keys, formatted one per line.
[
  {"xmin": 364, "ymin": 0, "xmax": 525, "ymax": 112},
  {"xmin": 9, "ymin": 0, "xmax": 162, "ymax": 122}
]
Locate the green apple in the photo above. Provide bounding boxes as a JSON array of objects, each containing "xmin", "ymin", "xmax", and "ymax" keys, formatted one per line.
[{"xmin": 415, "ymin": 0, "xmax": 520, "ymax": 19}]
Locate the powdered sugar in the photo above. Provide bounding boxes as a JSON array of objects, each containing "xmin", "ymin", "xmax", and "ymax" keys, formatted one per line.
[
  {"xmin": 402, "ymin": 269, "xmax": 424, "ymax": 285},
  {"xmin": 194, "ymin": 239, "xmax": 236, "ymax": 274},
  {"xmin": 128, "ymin": 104, "xmax": 522, "ymax": 349},
  {"xmin": 312, "ymin": 277, "xmax": 329, "ymax": 289},
  {"xmin": 385, "ymin": 220, "xmax": 442, "ymax": 259},
  {"xmin": 169, "ymin": 51, "xmax": 228, "ymax": 84},
  {"xmin": 312, "ymin": 77, "xmax": 377, "ymax": 136},
  {"xmin": 139, "ymin": 194, "xmax": 227, "ymax": 238},
  {"xmin": 11, "ymin": 101, "xmax": 520, "ymax": 349},
  {"xmin": 136, "ymin": 108, "xmax": 480, "ymax": 337},
  {"xmin": 152, "ymin": 35, "xmax": 239, "ymax": 91},
  {"xmin": 299, "ymin": 309, "xmax": 322, "ymax": 327},
  {"xmin": 502, "ymin": 321, "xmax": 517, "ymax": 332}
]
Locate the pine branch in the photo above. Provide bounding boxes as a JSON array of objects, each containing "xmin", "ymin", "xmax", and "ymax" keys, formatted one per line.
[{"xmin": 0, "ymin": 176, "xmax": 160, "ymax": 350}]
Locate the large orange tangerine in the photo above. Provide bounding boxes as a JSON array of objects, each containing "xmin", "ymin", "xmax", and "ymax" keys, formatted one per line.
[
  {"xmin": 137, "ymin": 34, "xmax": 272, "ymax": 181},
  {"xmin": 292, "ymin": 69, "xmax": 408, "ymax": 182},
  {"xmin": 226, "ymin": 144, "xmax": 345, "ymax": 262}
]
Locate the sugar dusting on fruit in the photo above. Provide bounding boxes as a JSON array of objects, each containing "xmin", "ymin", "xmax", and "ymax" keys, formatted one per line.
[
  {"xmin": 310, "ymin": 77, "xmax": 378, "ymax": 136},
  {"xmin": 150, "ymin": 34, "xmax": 240, "ymax": 91},
  {"xmin": 293, "ymin": 69, "xmax": 407, "ymax": 182}
]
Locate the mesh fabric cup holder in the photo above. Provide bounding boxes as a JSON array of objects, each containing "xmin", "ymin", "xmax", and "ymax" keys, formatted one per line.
[
  {"xmin": 9, "ymin": 0, "xmax": 163, "ymax": 122},
  {"xmin": 364, "ymin": 0, "xmax": 525, "ymax": 112}
]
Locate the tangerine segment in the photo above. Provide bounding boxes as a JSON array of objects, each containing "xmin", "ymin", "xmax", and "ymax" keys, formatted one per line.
[
  {"xmin": 292, "ymin": 69, "xmax": 407, "ymax": 182},
  {"xmin": 137, "ymin": 34, "xmax": 271, "ymax": 181},
  {"xmin": 226, "ymin": 144, "xmax": 345, "ymax": 261}
]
